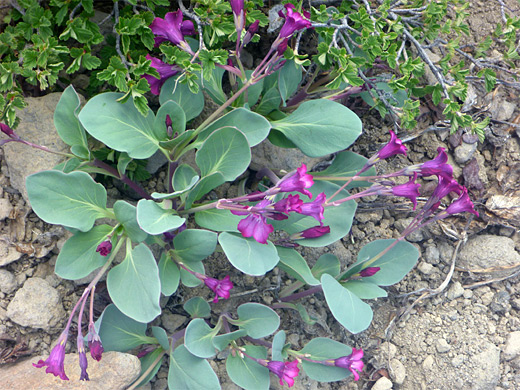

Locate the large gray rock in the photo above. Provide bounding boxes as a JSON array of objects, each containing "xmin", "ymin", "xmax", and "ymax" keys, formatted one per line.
[
  {"xmin": 0, "ymin": 351, "xmax": 140, "ymax": 389},
  {"xmin": 3, "ymin": 93, "xmax": 69, "ymax": 205},
  {"xmin": 458, "ymin": 235, "xmax": 520, "ymax": 271},
  {"xmin": 6, "ymin": 277, "xmax": 65, "ymax": 331},
  {"xmin": 250, "ymin": 141, "xmax": 323, "ymax": 172}
]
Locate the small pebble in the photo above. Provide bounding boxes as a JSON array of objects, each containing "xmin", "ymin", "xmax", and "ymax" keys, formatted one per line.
[{"xmin": 436, "ymin": 338, "xmax": 451, "ymax": 353}]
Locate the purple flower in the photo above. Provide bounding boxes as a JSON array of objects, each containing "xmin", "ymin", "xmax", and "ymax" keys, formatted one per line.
[
  {"xmin": 431, "ymin": 176, "xmax": 463, "ymax": 200},
  {"xmin": 291, "ymin": 225, "xmax": 330, "ymax": 240},
  {"xmin": 33, "ymin": 330, "xmax": 69, "ymax": 381},
  {"xmin": 273, "ymin": 4, "xmax": 311, "ymax": 49},
  {"xmin": 444, "ymin": 187, "xmax": 479, "ymax": 217},
  {"xmin": 298, "ymin": 192, "xmax": 326, "ymax": 224},
  {"xmin": 276, "ymin": 164, "xmax": 314, "ymax": 198},
  {"xmin": 242, "ymin": 19, "xmax": 259, "ymax": 46},
  {"xmin": 150, "ymin": 11, "xmax": 194, "ymax": 53},
  {"xmin": 230, "ymin": 0, "xmax": 246, "ymax": 33},
  {"xmin": 333, "ymin": 348, "xmax": 364, "ymax": 381},
  {"xmin": 376, "ymin": 130, "xmax": 407, "ymax": 160},
  {"xmin": 273, "ymin": 194, "xmax": 303, "ymax": 213},
  {"xmin": 359, "ymin": 267, "xmax": 380, "ymax": 277},
  {"xmin": 204, "ymin": 275, "xmax": 234, "ymax": 303},
  {"xmin": 96, "ymin": 240, "xmax": 112, "ymax": 257},
  {"xmin": 237, "ymin": 213, "xmax": 274, "ymax": 244},
  {"xmin": 77, "ymin": 337, "xmax": 89, "ymax": 381},
  {"xmin": 267, "ymin": 360, "xmax": 300, "ymax": 387},
  {"xmin": 87, "ymin": 323, "xmax": 104, "ymax": 362},
  {"xmin": 143, "ymin": 55, "xmax": 182, "ymax": 95},
  {"xmin": 0, "ymin": 123, "xmax": 19, "ymax": 139},
  {"xmin": 391, "ymin": 174, "xmax": 421, "ymax": 210},
  {"xmin": 406, "ymin": 147, "xmax": 453, "ymax": 180}
]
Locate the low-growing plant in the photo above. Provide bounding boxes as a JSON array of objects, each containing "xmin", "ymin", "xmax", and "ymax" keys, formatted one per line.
[{"xmin": 1, "ymin": 1, "xmax": 480, "ymax": 388}]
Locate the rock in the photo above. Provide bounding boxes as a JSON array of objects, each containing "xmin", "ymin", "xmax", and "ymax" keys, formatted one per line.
[
  {"xmin": 424, "ymin": 246, "xmax": 440, "ymax": 264},
  {"xmin": 161, "ymin": 312, "xmax": 187, "ymax": 334},
  {"xmin": 422, "ymin": 355, "xmax": 435, "ymax": 370},
  {"xmin": 0, "ymin": 238, "xmax": 22, "ymax": 267},
  {"xmin": 0, "ymin": 197, "xmax": 12, "ymax": 220},
  {"xmin": 459, "ymin": 235, "xmax": 520, "ymax": 272},
  {"xmin": 490, "ymin": 290, "xmax": 511, "ymax": 315},
  {"xmin": 504, "ymin": 331, "xmax": 520, "ymax": 360},
  {"xmin": 451, "ymin": 355, "xmax": 464, "ymax": 367},
  {"xmin": 394, "ymin": 217, "xmax": 424, "ymax": 242},
  {"xmin": 470, "ymin": 343, "xmax": 500, "ymax": 389},
  {"xmin": 446, "ymin": 281, "xmax": 464, "ymax": 300},
  {"xmin": 0, "ymin": 351, "xmax": 140, "ymax": 389},
  {"xmin": 454, "ymin": 142, "xmax": 477, "ymax": 164},
  {"xmin": 3, "ymin": 94, "xmax": 69, "ymax": 205},
  {"xmin": 435, "ymin": 338, "xmax": 451, "ymax": 353},
  {"xmin": 389, "ymin": 358, "xmax": 406, "ymax": 385},
  {"xmin": 0, "ymin": 269, "xmax": 17, "ymax": 293},
  {"xmin": 490, "ymin": 98, "xmax": 515, "ymax": 121},
  {"xmin": 250, "ymin": 141, "xmax": 323, "ymax": 172},
  {"xmin": 6, "ymin": 277, "xmax": 65, "ymax": 331},
  {"xmin": 418, "ymin": 262, "xmax": 434, "ymax": 275},
  {"xmin": 372, "ymin": 376, "xmax": 393, "ymax": 390}
]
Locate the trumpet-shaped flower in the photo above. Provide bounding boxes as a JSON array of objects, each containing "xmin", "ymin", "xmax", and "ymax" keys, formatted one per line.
[
  {"xmin": 276, "ymin": 164, "xmax": 314, "ymax": 198},
  {"xmin": 359, "ymin": 267, "xmax": 380, "ymax": 277},
  {"xmin": 333, "ymin": 348, "xmax": 364, "ymax": 381},
  {"xmin": 291, "ymin": 225, "xmax": 330, "ymax": 240},
  {"xmin": 274, "ymin": 4, "xmax": 311, "ymax": 49},
  {"xmin": 87, "ymin": 323, "xmax": 104, "ymax": 362},
  {"xmin": 150, "ymin": 11, "xmax": 194, "ymax": 53},
  {"xmin": 444, "ymin": 187, "xmax": 479, "ymax": 217},
  {"xmin": 230, "ymin": 0, "xmax": 246, "ymax": 33},
  {"xmin": 96, "ymin": 240, "xmax": 112, "ymax": 257},
  {"xmin": 267, "ymin": 360, "xmax": 300, "ymax": 387},
  {"xmin": 203, "ymin": 275, "xmax": 234, "ymax": 303},
  {"xmin": 375, "ymin": 130, "xmax": 407, "ymax": 160},
  {"xmin": 143, "ymin": 55, "xmax": 181, "ymax": 95},
  {"xmin": 77, "ymin": 337, "xmax": 89, "ymax": 381},
  {"xmin": 298, "ymin": 192, "xmax": 326, "ymax": 223},
  {"xmin": 33, "ymin": 330, "xmax": 69, "ymax": 381},
  {"xmin": 390, "ymin": 174, "xmax": 421, "ymax": 210}
]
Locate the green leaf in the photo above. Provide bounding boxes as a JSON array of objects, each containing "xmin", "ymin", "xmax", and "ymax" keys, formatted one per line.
[
  {"xmin": 226, "ymin": 345, "xmax": 269, "ymax": 390},
  {"xmin": 158, "ymin": 253, "xmax": 180, "ymax": 296},
  {"xmin": 184, "ymin": 297, "xmax": 211, "ymax": 318},
  {"xmin": 180, "ymin": 261, "xmax": 204, "ymax": 287},
  {"xmin": 237, "ymin": 303, "xmax": 280, "ymax": 338},
  {"xmin": 79, "ymin": 92, "xmax": 160, "ymax": 159},
  {"xmin": 203, "ymin": 67, "xmax": 227, "ymax": 105},
  {"xmin": 237, "ymin": 70, "xmax": 264, "ymax": 106},
  {"xmin": 26, "ymin": 171, "xmax": 108, "ymax": 232},
  {"xmin": 152, "ymin": 326, "xmax": 170, "ymax": 350},
  {"xmin": 113, "ymin": 200, "xmax": 148, "ymax": 243},
  {"xmin": 271, "ymin": 180, "xmax": 357, "ymax": 247},
  {"xmin": 342, "ymin": 239, "xmax": 419, "ymax": 285},
  {"xmin": 300, "ymin": 338, "xmax": 353, "ymax": 382},
  {"xmin": 172, "ymin": 229, "xmax": 217, "ymax": 263},
  {"xmin": 136, "ymin": 199, "xmax": 186, "ymax": 235},
  {"xmin": 107, "ymin": 243, "xmax": 161, "ymax": 323},
  {"xmin": 154, "ymin": 100, "xmax": 186, "ymax": 140},
  {"xmin": 219, "ymin": 232, "xmax": 279, "ymax": 276},
  {"xmin": 276, "ymin": 247, "xmax": 319, "ymax": 285},
  {"xmin": 312, "ymin": 151, "xmax": 376, "ymax": 188},
  {"xmin": 271, "ymin": 330, "xmax": 286, "ymax": 361},
  {"xmin": 159, "ymin": 76, "xmax": 204, "ymax": 122},
  {"xmin": 341, "ymin": 280, "xmax": 388, "ymax": 299},
  {"xmin": 196, "ymin": 127, "xmax": 251, "ymax": 181},
  {"xmin": 137, "ymin": 348, "xmax": 164, "ymax": 387},
  {"xmin": 255, "ymin": 86, "xmax": 282, "ymax": 116},
  {"xmin": 116, "ymin": 152, "xmax": 132, "ymax": 176},
  {"xmin": 197, "ymin": 108, "xmax": 271, "ymax": 147},
  {"xmin": 321, "ymin": 274, "xmax": 373, "ymax": 334},
  {"xmin": 212, "ymin": 329, "xmax": 247, "ymax": 351},
  {"xmin": 271, "ymin": 99, "xmax": 362, "ymax": 157},
  {"xmin": 194, "ymin": 208, "xmax": 241, "ymax": 232},
  {"xmin": 184, "ymin": 172, "xmax": 225, "ymax": 209},
  {"xmin": 53, "ymin": 85, "xmax": 88, "ymax": 149},
  {"xmin": 184, "ymin": 318, "xmax": 218, "ymax": 358},
  {"xmin": 98, "ymin": 304, "xmax": 151, "ymax": 352},
  {"xmin": 173, "ymin": 164, "xmax": 199, "ymax": 191},
  {"xmin": 312, "ymin": 254, "xmax": 341, "ymax": 279},
  {"xmin": 55, "ymin": 225, "xmax": 112, "ymax": 280},
  {"xmin": 169, "ymin": 345, "xmax": 221, "ymax": 390},
  {"xmin": 278, "ymin": 60, "xmax": 302, "ymax": 104}
]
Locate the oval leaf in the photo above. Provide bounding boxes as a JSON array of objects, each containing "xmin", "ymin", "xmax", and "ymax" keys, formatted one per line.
[
  {"xmin": 219, "ymin": 232, "xmax": 279, "ymax": 276},
  {"xmin": 158, "ymin": 253, "xmax": 180, "ymax": 296},
  {"xmin": 194, "ymin": 208, "xmax": 241, "ymax": 232},
  {"xmin": 114, "ymin": 200, "xmax": 148, "ymax": 243},
  {"xmin": 272, "ymin": 331, "xmax": 286, "ymax": 362},
  {"xmin": 79, "ymin": 92, "xmax": 159, "ymax": 159},
  {"xmin": 300, "ymin": 338, "xmax": 353, "ymax": 382},
  {"xmin": 237, "ymin": 303, "xmax": 280, "ymax": 338},
  {"xmin": 341, "ymin": 280, "xmax": 388, "ymax": 299},
  {"xmin": 213, "ymin": 329, "xmax": 247, "ymax": 351},
  {"xmin": 169, "ymin": 345, "xmax": 221, "ymax": 390},
  {"xmin": 271, "ymin": 99, "xmax": 362, "ymax": 157},
  {"xmin": 321, "ymin": 274, "xmax": 373, "ymax": 334},
  {"xmin": 54, "ymin": 85, "xmax": 88, "ymax": 148},
  {"xmin": 107, "ymin": 243, "xmax": 161, "ymax": 323},
  {"xmin": 184, "ymin": 318, "xmax": 217, "ymax": 358},
  {"xmin": 311, "ymin": 253, "xmax": 341, "ymax": 279},
  {"xmin": 184, "ymin": 297, "xmax": 211, "ymax": 318},
  {"xmin": 276, "ymin": 247, "xmax": 319, "ymax": 286},
  {"xmin": 172, "ymin": 229, "xmax": 217, "ymax": 263},
  {"xmin": 26, "ymin": 170, "xmax": 108, "ymax": 232},
  {"xmin": 160, "ymin": 77, "xmax": 204, "ymax": 122},
  {"xmin": 154, "ymin": 100, "xmax": 186, "ymax": 140},
  {"xmin": 136, "ymin": 199, "xmax": 185, "ymax": 235},
  {"xmin": 226, "ymin": 345, "xmax": 269, "ymax": 390}
]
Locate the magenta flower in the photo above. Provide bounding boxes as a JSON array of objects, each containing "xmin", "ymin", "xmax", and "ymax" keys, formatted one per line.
[
  {"xmin": 276, "ymin": 164, "xmax": 314, "ymax": 198},
  {"xmin": 204, "ymin": 275, "xmax": 234, "ymax": 303},
  {"xmin": 272, "ymin": 4, "xmax": 311, "ymax": 49},
  {"xmin": 291, "ymin": 225, "xmax": 330, "ymax": 240},
  {"xmin": 359, "ymin": 267, "xmax": 380, "ymax": 277},
  {"xmin": 298, "ymin": 192, "xmax": 326, "ymax": 224},
  {"xmin": 87, "ymin": 323, "xmax": 104, "ymax": 362},
  {"xmin": 237, "ymin": 213, "xmax": 274, "ymax": 244},
  {"xmin": 230, "ymin": 0, "xmax": 246, "ymax": 33},
  {"xmin": 333, "ymin": 348, "xmax": 364, "ymax": 381},
  {"xmin": 444, "ymin": 187, "xmax": 479, "ymax": 217},
  {"xmin": 242, "ymin": 19, "xmax": 259, "ymax": 47},
  {"xmin": 391, "ymin": 174, "xmax": 421, "ymax": 210},
  {"xmin": 77, "ymin": 337, "xmax": 89, "ymax": 381},
  {"xmin": 404, "ymin": 147, "xmax": 453, "ymax": 180},
  {"xmin": 33, "ymin": 330, "xmax": 69, "ymax": 381},
  {"xmin": 267, "ymin": 360, "xmax": 300, "ymax": 387},
  {"xmin": 376, "ymin": 130, "xmax": 407, "ymax": 160},
  {"xmin": 143, "ymin": 55, "xmax": 182, "ymax": 95},
  {"xmin": 96, "ymin": 240, "xmax": 112, "ymax": 257},
  {"xmin": 149, "ymin": 11, "xmax": 194, "ymax": 53},
  {"xmin": 431, "ymin": 176, "xmax": 463, "ymax": 200},
  {"xmin": 273, "ymin": 194, "xmax": 303, "ymax": 213},
  {"xmin": 0, "ymin": 123, "xmax": 19, "ymax": 139}
]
